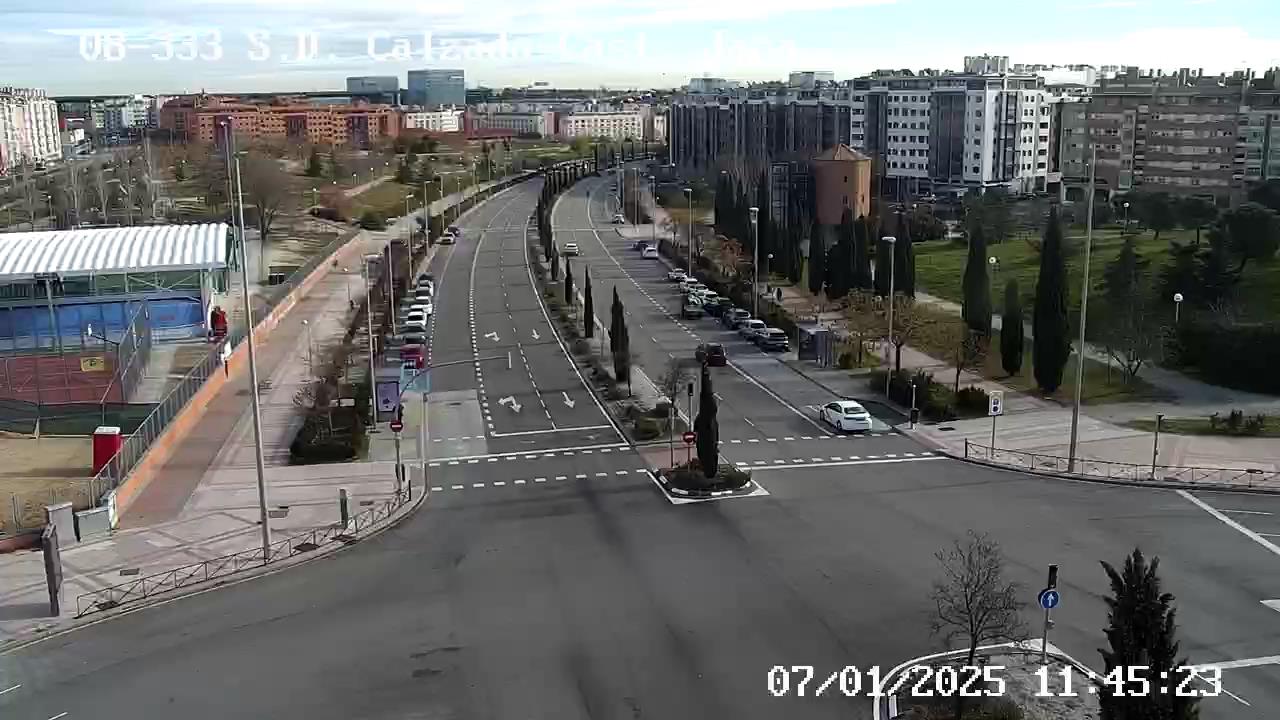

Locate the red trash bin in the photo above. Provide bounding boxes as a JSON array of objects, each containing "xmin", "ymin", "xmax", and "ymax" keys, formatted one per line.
[{"xmin": 92, "ymin": 426, "xmax": 123, "ymax": 474}]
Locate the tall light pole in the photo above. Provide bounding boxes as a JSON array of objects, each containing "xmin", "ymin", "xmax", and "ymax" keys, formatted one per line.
[
  {"xmin": 648, "ymin": 174, "xmax": 656, "ymax": 247},
  {"xmin": 989, "ymin": 255, "xmax": 1000, "ymax": 326},
  {"xmin": 1067, "ymin": 146, "xmax": 1098, "ymax": 473},
  {"xmin": 225, "ymin": 122, "xmax": 272, "ymax": 558},
  {"xmin": 883, "ymin": 235, "xmax": 898, "ymax": 396},
  {"xmin": 749, "ymin": 206, "xmax": 760, "ymax": 317},
  {"xmin": 301, "ymin": 319, "xmax": 314, "ymax": 374},
  {"xmin": 362, "ymin": 254, "xmax": 378, "ymax": 434},
  {"xmin": 1173, "ymin": 292, "xmax": 1184, "ymax": 324},
  {"xmin": 401, "ymin": 192, "xmax": 412, "ymax": 281},
  {"xmin": 1122, "ymin": 201, "xmax": 1130, "ymax": 236},
  {"xmin": 683, "ymin": 187, "xmax": 693, "ymax": 273}
]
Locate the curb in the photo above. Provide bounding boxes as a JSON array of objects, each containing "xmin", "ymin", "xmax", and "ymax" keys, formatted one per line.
[{"xmin": 0, "ymin": 482, "xmax": 429, "ymax": 655}]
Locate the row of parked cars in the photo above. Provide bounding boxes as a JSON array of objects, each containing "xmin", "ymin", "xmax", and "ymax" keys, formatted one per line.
[
  {"xmin": 391, "ymin": 272, "xmax": 438, "ymax": 369},
  {"xmin": 666, "ymin": 268, "xmax": 790, "ymax": 353}
]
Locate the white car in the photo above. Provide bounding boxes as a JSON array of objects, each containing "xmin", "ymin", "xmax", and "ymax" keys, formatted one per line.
[
  {"xmin": 612, "ymin": 213, "xmax": 626, "ymax": 224},
  {"xmin": 563, "ymin": 242, "xmax": 580, "ymax": 256},
  {"xmin": 641, "ymin": 245, "xmax": 659, "ymax": 258},
  {"xmin": 667, "ymin": 268, "xmax": 687, "ymax": 282},
  {"xmin": 403, "ymin": 314, "xmax": 428, "ymax": 332},
  {"xmin": 439, "ymin": 232, "xmax": 456, "ymax": 245},
  {"xmin": 738, "ymin": 319, "xmax": 766, "ymax": 340},
  {"xmin": 819, "ymin": 400, "xmax": 873, "ymax": 433},
  {"xmin": 408, "ymin": 302, "xmax": 433, "ymax": 317}
]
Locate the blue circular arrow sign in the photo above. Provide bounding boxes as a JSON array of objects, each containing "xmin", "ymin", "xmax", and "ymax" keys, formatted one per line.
[{"xmin": 1038, "ymin": 588, "xmax": 1061, "ymax": 610}]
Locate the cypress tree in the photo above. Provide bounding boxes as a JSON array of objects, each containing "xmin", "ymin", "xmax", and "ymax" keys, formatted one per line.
[
  {"xmin": 613, "ymin": 313, "xmax": 631, "ymax": 391},
  {"xmin": 962, "ymin": 223, "xmax": 992, "ymax": 335},
  {"xmin": 1000, "ymin": 279, "xmax": 1023, "ymax": 376},
  {"xmin": 305, "ymin": 147, "xmax": 323, "ymax": 177},
  {"xmin": 895, "ymin": 217, "xmax": 916, "ymax": 298},
  {"xmin": 564, "ymin": 258, "xmax": 574, "ymax": 306},
  {"xmin": 874, "ymin": 234, "xmax": 892, "ymax": 297},
  {"xmin": 693, "ymin": 365, "xmax": 719, "ymax": 479},
  {"xmin": 1033, "ymin": 207, "xmax": 1071, "ymax": 394},
  {"xmin": 550, "ymin": 246, "xmax": 560, "ymax": 282},
  {"xmin": 1098, "ymin": 549, "xmax": 1199, "ymax": 720},
  {"xmin": 583, "ymin": 267, "xmax": 594, "ymax": 339},
  {"xmin": 852, "ymin": 215, "xmax": 872, "ymax": 290},
  {"xmin": 827, "ymin": 209, "xmax": 854, "ymax": 300},
  {"xmin": 807, "ymin": 218, "xmax": 826, "ymax": 296},
  {"xmin": 610, "ymin": 287, "xmax": 624, "ymax": 355}
]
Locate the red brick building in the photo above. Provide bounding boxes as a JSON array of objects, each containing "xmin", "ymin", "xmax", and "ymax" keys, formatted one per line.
[
  {"xmin": 160, "ymin": 94, "xmax": 400, "ymax": 147},
  {"xmin": 812, "ymin": 144, "xmax": 872, "ymax": 224}
]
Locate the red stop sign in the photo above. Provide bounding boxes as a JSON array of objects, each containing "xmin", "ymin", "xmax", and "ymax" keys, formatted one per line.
[
  {"xmin": 390, "ymin": 420, "xmax": 404, "ymax": 433},
  {"xmin": 682, "ymin": 431, "xmax": 696, "ymax": 445}
]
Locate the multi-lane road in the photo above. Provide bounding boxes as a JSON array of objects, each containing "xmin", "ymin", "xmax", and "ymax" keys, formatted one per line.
[{"xmin": 2, "ymin": 173, "xmax": 1279, "ymax": 719}]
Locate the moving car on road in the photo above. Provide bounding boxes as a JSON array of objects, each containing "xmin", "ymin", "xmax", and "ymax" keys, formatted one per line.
[
  {"xmin": 439, "ymin": 231, "xmax": 455, "ymax": 245},
  {"xmin": 667, "ymin": 268, "xmax": 687, "ymax": 282},
  {"xmin": 755, "ymin": 328, "xmax": 790, "ymax": 352},
  {"xmin": 612, "ymin": 213, "xmax": 626, "ymax": 224},
  {"xmin": 563, "ymin": 242, "xmax": 580, "ymax": 256},
  {"xmin": 738, "ymin": 319, "xmax": 766, "ymax": 340},
  {"xmin": 695, "ymin": 343, "xmax": 727, "ymax": 366},
  {"xmin": 642, "ymin": 245, "xmax": 659, "ymax": 258},
  {"xmin": 448, "ymin": 225, "xmax": 462, "ymax": 238},
  {"xmin": 819, "ymin": 400, "xmax": 872, "ymax": 433},
  {"xmin": 633, "ymin": 239, "xmax": 649, "ymax": 250}
]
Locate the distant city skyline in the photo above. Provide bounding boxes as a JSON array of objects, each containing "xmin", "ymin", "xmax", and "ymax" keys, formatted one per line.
[{"xmin": 2, "ymin": 0, "xmax": 1278, "ymax": 95}]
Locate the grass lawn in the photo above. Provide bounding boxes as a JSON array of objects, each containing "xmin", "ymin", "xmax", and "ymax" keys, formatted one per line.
[
  {"xmin": 903, "ymin": 311, "xmax": 1165, "ymax": 405},
  {"xmin": 352, "ymin": 180, "xmax": 416, "ymax": 217},
  {"xmin": 913, "ymin": 225, "xmax": 1280, "ymax": 323},
  {"xmin": 1125, "ymin": 415, "xmax": 1280, "ymax": 437}
]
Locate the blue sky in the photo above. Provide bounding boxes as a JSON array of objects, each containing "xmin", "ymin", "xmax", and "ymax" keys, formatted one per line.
[{"xmin": 1, "ymin": 0, "xmax": 1277, "ymax": 94}]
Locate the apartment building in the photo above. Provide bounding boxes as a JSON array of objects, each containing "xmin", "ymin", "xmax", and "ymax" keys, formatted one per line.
[
  {"xmin": 1241, "ymin": 70, "xmax": 1280, "ymax": 184},
  {"xmin": 468, "ymin": 111, "xmax": 556, "ymax": 137},
  {"xmin": 558, "ymin": 111, "xmax": 645, "ymax": 141},
  {"xmin": 159, "ymin": 95, "xmax": 400, "ymax": 147},
  {"xmin": 403, "ymin": 108, "xmax": 464, "ymax": 133},
  {"xmin": 0, "ymin": 87, "xmax": 60, "ymax": 173},
  {"xmin": 1085, "ymin": 67, "xmax": 1249, "ymax": 205},
  {"xmin": 672, "ymin": 69, "xmax": 1050, "ymax": 199}
]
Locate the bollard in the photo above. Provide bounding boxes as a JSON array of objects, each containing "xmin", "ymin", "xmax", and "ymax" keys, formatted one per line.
[{"xmin": 339, "ymin": 487, "xmax": 350, "ymax": 528}]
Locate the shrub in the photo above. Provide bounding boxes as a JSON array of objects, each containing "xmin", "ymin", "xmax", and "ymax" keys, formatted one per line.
[
  {"xmin": 955, "ymin": 385, "xmax": 990, "ymax": 417},
  {"xmin": 652, "ymin": 400, "xmax": 673, "ymax": 417},
  {"xmin": 1169, "ymin": 319, "xmax": 1280, "ymax": 394},
  {"xmin": 605, "ymin": 385, "xmax": 626, "ymax": 401},
  {"xmin": 633, "ymin": 416, "xmax": 664, "ymax": 441},
  {"xmin": 572, "ymin": 338, "xmax": 591, "ymax": 355},
  {"xmin": 1227, "ymin": 409, "xmax": 1243, "ymax": 431},
  {"xmin": 358, "ymin": 210, "xmax": 386, "ymax": 230},
  {"xmin": 837, "ymin": 351, "xmax": 855, "ymax": 370}
]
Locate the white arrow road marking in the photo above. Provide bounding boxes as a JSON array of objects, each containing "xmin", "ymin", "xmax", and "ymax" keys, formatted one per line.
[
  {"xmin": 531, "ymin": 328, "xmax": 541, "ymax": 340},
  {"xmin": 0, "ymin": 684, "xmax": 20, "ymax": 696},
  {"xmin": 562, "ymin": 392, "xmax": 576, "ymax": 408},
  {"xmin": 498, "ymin": 396, "xmax": 523, "ymax": 413},
  {"xmin": 484, "ymin": 331, "xmax": 500, "ymax": 342}
]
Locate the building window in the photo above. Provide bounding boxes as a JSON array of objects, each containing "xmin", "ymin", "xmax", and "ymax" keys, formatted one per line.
[
  {"xmin": 972, "ymin": 166, "xmax": 980, "ymax": 174},
  {"xmin": 973, "ymin": 152, "xmax": 980, "ymax": 160}
]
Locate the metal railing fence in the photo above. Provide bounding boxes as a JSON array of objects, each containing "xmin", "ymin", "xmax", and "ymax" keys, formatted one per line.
[{"xmin": 964, "ymin": 440, "xmax": 1278, "ymax": 489}]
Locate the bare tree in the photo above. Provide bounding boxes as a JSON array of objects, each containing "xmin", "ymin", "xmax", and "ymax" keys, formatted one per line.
[
  {"xmin": 930, "ymin": 530, "xmax": 1027, "ymax": 720},
  {"xmin": 238, "ymin": 151, "xmax": 291, "ymax": 256},
  {"xmin": 931, "ymin": 320, "xmax": 989, "ymax": 393},
  {"xmin": 843, "ymin": 290, "xmax": 885, "ymax": 366},
  {"xmin": 885, "ymin": 297, "xmax": 933, "ymax": 372}
]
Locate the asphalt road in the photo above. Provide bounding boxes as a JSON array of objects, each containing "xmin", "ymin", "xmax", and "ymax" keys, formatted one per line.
[{"xmin": 3, "ymin": 172, "xmax": 1279, "ymax": 720}]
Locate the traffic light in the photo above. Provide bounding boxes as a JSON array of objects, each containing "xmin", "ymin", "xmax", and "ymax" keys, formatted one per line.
[{"xmin": 1047, "ymin": 564, "xmax": 1059, "ymax": 590}]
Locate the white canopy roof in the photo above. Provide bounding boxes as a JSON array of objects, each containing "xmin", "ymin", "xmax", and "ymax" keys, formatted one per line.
[{"xmin": 0, "ymin": 223, "xmax": 229, "ymax": 281}]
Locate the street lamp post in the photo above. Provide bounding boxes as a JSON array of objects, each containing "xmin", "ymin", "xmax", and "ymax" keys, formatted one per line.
[
  {"xmin": 883, "ymin": 236, "xmax": 898, "ymax": 397},
  {"xmin": 1173, "ymin": 292, "xmax": 1184, "ymax": 324},
  {"xmin": 749, "ymin": 206, "xmax": 760, "ymax": 317},
  {"xmin": 1067, "ymin": 147, "xmax": 1098, "ymax": 473},
  {"xmin": 683, "ymin": 187, "xmax": 693, "ymax": 273},
  {"xmin": 224, "ymin": 122, "xmax": 272, "ymax": 558},
  {"xmin": 404, "ymin": 192, "xmax": 415, "ymax": 281},
  {"xmin": 989, "ymin": 256, "xmax": 1000, "ymax": 327},
  {"xmin": 765, "ymin": 253, "xmax": 774, "ymax": 299},
  {"xmin": 311, "ymin": 187, "xmax": 318, "ymax": 208},
  {"xmin": 361, "ymin": 254, "xmax": 379, "ymax": 434},
  {"xmin": 301, "ymin": 319, "xmax": 314, "ymax": 374},
  {"xmin": 1151, "ymin": 413, "xmax": 1165, "ymax": 479},
  {"xmin": 648, "ymin": 174, "xmax": 656, "ymax": 248},
  {"xmin": 1122, "ymin": 201, "xmax": 1131, "ymax": 236}
]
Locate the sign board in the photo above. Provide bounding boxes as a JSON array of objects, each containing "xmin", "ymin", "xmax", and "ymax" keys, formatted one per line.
[
  {"xmin": 80, "ymin": 356, "xmax": 107, "ymax": 373},
  {"xmin": 988, "ymin": 390, "xmax": 1005, "ymax": 417},
  {"xmin": 390, "ymin": 420, "xmax": 404, "ymax": 433},
  {"xmin": 1037, "ymin": 588, "xmax": 1060, "ymax": 610},
  {"xmin": 682, "ymin": 431, "xmax": 697, "ymax": 445}
]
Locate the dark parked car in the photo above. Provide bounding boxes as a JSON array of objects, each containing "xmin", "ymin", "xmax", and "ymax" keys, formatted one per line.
[
  {"xmin": 722, "ymin": 308, "xmax": 751, "ymax": 329},
  {"xmin": 695, "ymin": 343, "xmax": 727, "ymax": 367},
  {"xmin": 755, "ymin": 328, "xmax": 790, "ymax": 352},
  {"xmin": 703, "ymin": 298, "xmax": 727, "ymax": 317}
]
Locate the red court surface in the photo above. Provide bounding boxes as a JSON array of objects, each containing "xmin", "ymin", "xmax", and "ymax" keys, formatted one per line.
[{"xmin": 0, "ymin": 350, "xmax": 123, "ymax": 404}]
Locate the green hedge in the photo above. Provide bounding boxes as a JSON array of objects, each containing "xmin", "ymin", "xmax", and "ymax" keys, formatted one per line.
[{"xmin": 1167, "ymin": 320, "xmax": 1280, "ymax": 395}]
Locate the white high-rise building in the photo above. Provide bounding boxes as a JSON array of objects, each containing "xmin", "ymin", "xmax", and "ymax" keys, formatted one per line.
[
  {"xmin": 558, "ymin": 111, "xmax": 645, "ymax": 141},
  {"xmin": 403, "ymin": 108, "xmax": 464, "ymax": 133},
  {"xmin": 0, "ymin": 87, "xmax": 60, "ymax": 173}
]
